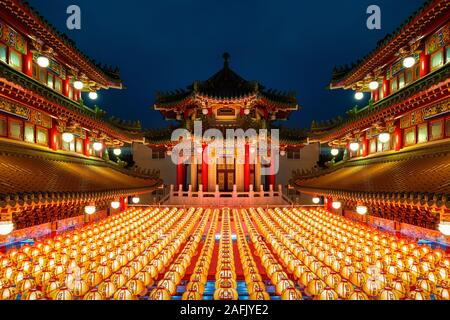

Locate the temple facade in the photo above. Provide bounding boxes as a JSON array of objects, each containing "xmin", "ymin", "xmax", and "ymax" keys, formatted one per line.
[
  {"xmin": 0, "ymin": 0, "xmax": 160, "ymax": 242},
  {"xmin": 138, "ymin": 54, "xmax": 319, "ymax": 193},
  {"xmin": 296, "ymin": 0, "xmax": 450, "ymax": 240}
]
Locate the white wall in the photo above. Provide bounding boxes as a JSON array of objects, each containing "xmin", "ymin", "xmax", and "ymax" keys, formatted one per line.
[
  {"xmin": 132, "ymin": 143, "xmax": 176, "ymax": 185},
  {"xmin": 277, "ymin": 142, "xmax": 320, "ymax": 187}
]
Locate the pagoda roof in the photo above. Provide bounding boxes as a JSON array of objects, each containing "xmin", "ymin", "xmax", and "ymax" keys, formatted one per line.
[
  {"xmin": 0, "ymin": 0, "xmax": 123, "ymax": 89},
  {"xmin": 311, "ymin": 65, "xmax": 449, "ymax": 143},
  {"xmin": 330, "ymin": 0, "xmax": 449, "ymax": 89},
  {"xmin": 155, "ymin": 53, "xmax": 298, "ymax": 108},
  {"xmin": 0, "ymin": 141, "xmax": 161, "ymax": 211},
  {"xmin": 0, "ymin": 64, "xmax": 142, "ymax": 143},
  {"xmin": 292, "ymin": 141, "xmax": 450, "ymax": 210}
]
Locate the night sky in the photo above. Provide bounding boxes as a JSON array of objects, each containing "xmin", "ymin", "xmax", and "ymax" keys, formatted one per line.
[{"xmin": 28, "ymin": 0, "xmax": 425, "ymax": 130}]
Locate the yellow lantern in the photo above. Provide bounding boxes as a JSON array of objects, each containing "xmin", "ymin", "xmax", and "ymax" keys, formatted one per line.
[
  {"xmin": 0, "ymin": 286, "xmax": 16, "ymax": 300},
  {"xmin": 408, "ymin": 289, "xmax": 430, "ymax": 300},
  {"xmin": 22, "ymin": 288, "xmax": 45, "ymax": 300},
  {"xmin": 113, "ymin": 286, "xmax": 137, "ymax": 300},
  {"xmin": 348, "ymin": 289, "xmax": 369, "ymax": 300},
  {"xmin": 98, "ymin": 279, "xmax": 117, "ymax": 299},
  {"xmin": 53, "ymin": 287, "xmax": 73, "ymax": 300},
  {"xmin": 305, "ymin": 278, "xmax": 326, "ymax": 297},
  {"xmin": 316, "ymin": 287, "xmax": 339, "ymax": 300},
  {"xmin": 213, "ymin": 288, "xmax": 239, "ymax": 300},
  {"xmin": 182, "ymin": 290, "xmax": 202, "ymax": 300},
  {"xmin": 83, "ymin": 288, "xmax": 105, "ymax": 300},
  {"xmin": 335, "ymin": 279, "xmax": 354, "ymax": 299},
  {"xmin": 280, "ymin": 288, "xmax": 302, "ymax": 300},
  {"xmin": 149, "ymin": 287, "xmax": 172, "ymax": 300},
  {"xmin": 379, "ymin": 286, "xmax": 400, "ymax": 300},
  {"xmin": 126, "ymin": 279, "xmax": 146, "ymax": 296}
]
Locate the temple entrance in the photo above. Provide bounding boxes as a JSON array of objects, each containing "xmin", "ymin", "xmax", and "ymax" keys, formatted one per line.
[{"xmin": 217, "ymin": 158, "xmax": 235, "ymax": 192}]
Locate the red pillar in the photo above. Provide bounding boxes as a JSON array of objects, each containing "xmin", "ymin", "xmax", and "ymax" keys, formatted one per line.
[
  {"xmin": 202, "ymin": 144, "xmax": 208, "ymax": 191},
  {"xmin": 269, "ymin": 154, "xmax": 276, "ymax": 189},
  {"xmin": 119, "ymin": 197, "xmax": 127, "ymax": 212},
  {"xmin": 49, "ymin": 119, "xmax": 58, "ymax": 151},
  {"xmin": 371, "ymin": 89, "xmax": 379, "ymax": 102},
  {"xmin": 84, "ymin": 136, "xmax": 90, "ymax": 157},
  {"xmin": 176, "ymin": 152, "xmax": 184, "ymax": 191},
  {"xmin": 420, "ymin": 50, "xmax": 430, "ymax": 77},
  {"xmin": 382, "ymin": 76, "xmax": 390, "ymax": 98},
  {"xmin": 361, "ymin": 136, "xmax": 369, "ymax": 157},
  {"xmin": 63, "ymin": 78, "xmax": 70, "ymax": 98},
  {"xmin": 244, "ymin": 143, "xmax": 250, "ymax": 192},
  {"xmin": 23, "ymin": 50, "xmax": 33, "ymax": 77},
  {"xmin": 394, "ymin": 122, "xmax": 403, "ymax": 151}
]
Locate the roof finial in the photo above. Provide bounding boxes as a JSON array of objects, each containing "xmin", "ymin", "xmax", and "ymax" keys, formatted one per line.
[{"xmin": 223, "ymin": 52, "xmax": 230, "ymax": 68}]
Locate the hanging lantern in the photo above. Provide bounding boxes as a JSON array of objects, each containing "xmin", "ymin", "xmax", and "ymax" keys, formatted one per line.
[
  {"xmin": 369, "ymin": 81, "xmax": 379, "ymax": 90},
  {"xmin": 378, "ymin": 133, "xmax": 390, "ymax": 144},
  {"xmin": 202, "ymin": 108, "xmax": 209, "ymax": 115},
  {"xmin": 111, "ymin": 201, "xmax": 120, "ymax": 210},
  {"xmin": 0, "ymin": 221, "xmax": 14, "ymax": 236},
  {"xmin": 88, "ymin": 91, "xmax": 98, "ymax": 100},
  {"xmin": 354, "ymin": 92, "xmax": 364, "ymax": 100},
  {"xmin": 244, "ymin": 108, "xmax": 251, "ymax": 115},
  {"xmin": 84, "ymin": 205, "xmax": 96, "ymax": 215},
  {"xmin": 93, "ymin": 142, "xmax": 103, "ymax": 152},
  {"xmin": 62, "ymin": 132, "xmax": 75, "ymax": 143},
  {"xmin": 132, "ymin": 197, "xmax": 140, "ymax": 204},
  {"xmin": 331, "ymin": 148, "xmax": 339, "ymax": 156},
  {"xmin": 37, "ymin": 56, "xmax": 50, "ymax": 68},
  {"xmin": 403, "ymin": 56, "xmax": 416, "ymax": 68},
  {"xmin": 312, "ymin": 197, "xmax": 321, "ymax": 205},
  {"xmin": 73, "ymin": 80, "xmax": 84, "ymax": 90},
  {"xmin": 332, "ymin": 201, "xmax": 342, "ymax": 210},
  {"xmin": 438, "ymin": 222, "xmax": 450, "ymax": 236},
  {"xmin": 356, "ymin": 206, "xmax": 368, "ymax": 215},
  {"xmin": 113, "ymin": 148, "xmax": 122, "ymax": 156},
  {"xmin": 349, "ymin": 142, "xmax": 360, "ymax": 152}
]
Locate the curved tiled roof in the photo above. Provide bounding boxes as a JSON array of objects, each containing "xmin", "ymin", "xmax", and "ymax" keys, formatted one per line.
[
  {"xmin": 330, "ymin": 0, "xmax": 449, "ymax": 88},
  {"xmin": 155, "ymin": 53, "xmax": 297, "ymax": 107},
  {"xmin": 293, "ymin": 142, "xmax": 450, "ymax": 208},
  {"xmin": 0, "ymin": 143, "xmax": 161, "ymax": 208},
  {"xmin": 1, "ymin": 0, "xmax": 122, "ymax": 88}
]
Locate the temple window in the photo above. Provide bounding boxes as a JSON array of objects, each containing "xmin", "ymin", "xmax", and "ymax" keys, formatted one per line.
[
  {"xmin": 0, "ymin": 44, "xmax": 6, "ymax": 62},
  {"xmin": 0, "ymin": 116, "xmax": 6, "ymax": 136},
  {"xmin": 430, "ymin": 49, "xmax": 444, "ymax": 71},
  {"xmin": 390, "ymin": 77, "xmax": 398, "ymax": 93},
  {"xmin": 36, "ymin": 127, "xmax": 48, "ymax": 146},
  {"xmin": 24, "ymin": 123, "xmax": 35, "ymax": 143},
  {"xmin": 445, "ymin": 117, "xmax": 450, "ymax": 137},
  {"xmin": 404, "ymin": 127, "xmax": 416, "ymax": 147},
  {"xmin": 69, "ymin": 86, "xmax": 74, "ymax": 100},
  {"xmin": 8, "ymin": 48, "xmax": 22, "ymax": 70},
  {"xmin": 417, "ymin": 124, "xmax": 428, "ymax": 144},
  {"xmin": 287, "ymin": 150, "xmax": 300, "ymax": 160},
  {"xmin": 398, "ymin": 73, "xmax": 405, "ymax": 89},
  {"xmin": 39, "ymin": 68, "xmax": 47, "ymax": 85},
  {"xmin": 369, "ymin": 139, "xmax": 376, "ymax": 154},
  {"xmin": 47, "ymin": 73, "xmax": 54, "ymax": 89},
  {"xmin": 446, "ymin": 46, "xmax": 450, "ymax": 63},
  {"xmin": 76, "ymin": 138, "xmax": 84, "ymax": 153},
  {"xmin": 429, "ymin": 119, "xmax": 444, "ymax": 141},
  {"xmin": 405, "ymin": 69, "xmax": 413, "ymax": 85},
  {"xmin": 152, "ymin": 150, "xmax": 166, "ymax": 159},
  {"xmin": 55, "ymin": 77, "xmax": 62, "ymax": 93},
  {"xmin": 8, "ymin": 118, "xmax": 23, "ymax": 140}
]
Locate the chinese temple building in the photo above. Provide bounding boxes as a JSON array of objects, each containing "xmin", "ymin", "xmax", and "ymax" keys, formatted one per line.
[
  {"xmin": 0, "ymin": 0, "xmax": 160, "ymax": 244},
  {"xmin": 1, "ymin": 0, "xmax": 450, "ymax": 302},
  {"xmin": 296, "ymin": 0, "xmax": 450, "ymax": 243},
  {"xmin": 139, "ymin": 53, "xmax": 318, "ymax": 194}
]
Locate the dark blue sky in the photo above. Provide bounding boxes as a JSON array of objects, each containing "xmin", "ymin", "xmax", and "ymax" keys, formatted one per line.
[{"xmin": 29, "ymin": 0, "xmax": 425, "ymax": 129}]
